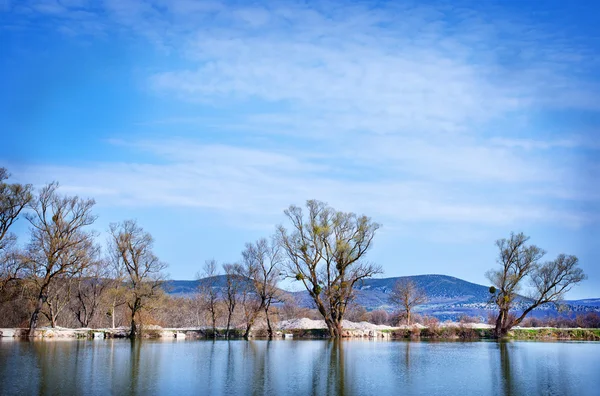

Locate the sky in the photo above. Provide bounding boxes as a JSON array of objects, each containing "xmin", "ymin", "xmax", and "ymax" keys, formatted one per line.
[{"xmin": 1, "ymin": 0, "xmax": 599, "ymax": 298}]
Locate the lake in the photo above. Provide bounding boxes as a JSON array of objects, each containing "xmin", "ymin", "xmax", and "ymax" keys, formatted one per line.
[{"xmin": 1, "ymin": 339, "xmax": 598, "ymax": 395}]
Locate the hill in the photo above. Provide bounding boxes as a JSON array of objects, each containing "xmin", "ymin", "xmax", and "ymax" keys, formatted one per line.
[{"xmin": 164, "ymin": 274, "xmax": 599, "ymax": 321}]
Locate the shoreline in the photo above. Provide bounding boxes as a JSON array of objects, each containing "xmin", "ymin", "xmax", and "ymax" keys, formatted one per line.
[{"xmin": 2, "ymin": 323, "xmax": 599, "ymax": 341}]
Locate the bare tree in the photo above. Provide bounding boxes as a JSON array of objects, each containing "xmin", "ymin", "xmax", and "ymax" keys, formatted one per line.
[
  {"xmin": 278, "ymin": 200, "xmax": 382, "ymax": 338},
  {"xmin": 0, "ymin": 168, "xmax": 33, "ymax": 292},
  {"xmin": 236, "ymin": 269, "xmax": 261, "ymax": 339},
  {"xmin": 223, "ymin": 263, "xmax": 241, "ymax": 339},
  {"xmin": 24, "ymin": 183, "xmax": 97, "ymax": 336},
  {"xmin": 105, "ymin": 259, "xmax": 128, "ymax": 329},
  {"xmin": 389, "ymin": 279, "xmax": 427, "ymax": 325},
  {"xmin": 109, "ymin": 220, "xmax": 168, "ymax": 339},
  {"xmin": 487, "ymin": 232, "xmax": 586, "ymax": 337},
  {"xmin": 42, "ymin": 277, "xmax": 74, "ymax": 327},
  {"xmin": 71, "ymin": 259, "xmax": 111, "ymax": 327},
  {"xmin": 241, "ymin": 236, "xmax": 283, "ymax": 338},
  {"xmin": 198, "ymin": 259, "xmax": 220, "ymax": 337}
]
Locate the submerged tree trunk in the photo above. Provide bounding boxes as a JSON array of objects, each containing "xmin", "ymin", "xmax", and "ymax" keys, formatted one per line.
[
  {"xmin": 130, "ymin": 297, "xmax": 141, "ymax": 339},
  {"xmin": 494, "ymin": 308, "xmax": 510, "ymax": 338},
  {"xmin": 225, "ymin": 311, "xmax": 233, "ymax": 339},
  {"xmin": 265, "ymin": 306, "xmax": 273, "ymax": 339},
  {"xmin": 130, "ymin": 317, "xmax": 138, "ymax": 340}
]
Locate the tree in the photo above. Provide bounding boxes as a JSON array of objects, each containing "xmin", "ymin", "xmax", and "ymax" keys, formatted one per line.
[
  {"xmin": 278, "ymin": 200, "xmax": 382, "ymax": 338},
  {"xmin": 487, "ymin": 232, "xmax": 586, "ymax": 337},
  {"xmin": 197, "ymin": 259, "xmax": 220, "ymax": 337},
  {"xmin": 223, "ymin": 262, "xmax": 241, "ymax": 339},
  {"xmin": 71, "ymin": 259, "xmax": 111, "ymax": 328},
  {"xmin": 389, "ymin": 279, "xmax": 427, "ymax": 325},
  {"xmin": 0, "ymin": 168, "xmax": 33, "ymax": 292},
  {"xmin": 105, "ymin": 259, "xmax": 128, "ymax": 329},
  {"xmin": 236, "ymin": 267, "xmax": 261, "ymax": 339},
  {"xmin": 24, "ymin": 183, "xmax": 97, "ymax": 336},
  {"xmin": 241, "ymin": 236, "xmax": 283, "ymax": 338},
  {"xmin": 109, "ymin": 220, "xmax": 168, "ymax": 339},
  {"xmin": 42, "ymin": 277, "xmax": 74, "ymax": 327}
]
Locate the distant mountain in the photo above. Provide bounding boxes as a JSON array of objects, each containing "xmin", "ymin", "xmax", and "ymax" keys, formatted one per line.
[
  {"xmin": 164, "ymin": 274, "xmax": 599, "ymax": 321},
  {"xmin": 565, "ymin": 299, "xmax": 600, "ymax": 307}
]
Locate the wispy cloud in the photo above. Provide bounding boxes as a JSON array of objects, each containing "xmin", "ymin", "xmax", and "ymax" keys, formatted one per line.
[{"xmin": 10, "ymin": 137, "xmax": 598, "ymax": 232}]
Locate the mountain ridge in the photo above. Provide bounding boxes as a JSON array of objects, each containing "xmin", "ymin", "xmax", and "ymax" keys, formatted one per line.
[{"xmin": 164, "ymin": 274, "xmax": 599, "ymax": 321}]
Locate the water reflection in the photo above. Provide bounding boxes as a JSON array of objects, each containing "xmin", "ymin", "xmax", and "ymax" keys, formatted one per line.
[
  {"xmin": 1, "ymin": 339, "xmax": 598, "ymax": 395},
  {"xmin": 498, "ymin": 341, "xmax": 515, "ymax": 396}
]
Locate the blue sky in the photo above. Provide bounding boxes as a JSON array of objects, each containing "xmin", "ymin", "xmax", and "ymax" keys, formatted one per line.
[{"xmin": 1, "ymin": 0, "xmax": 598, "ymax": 298}]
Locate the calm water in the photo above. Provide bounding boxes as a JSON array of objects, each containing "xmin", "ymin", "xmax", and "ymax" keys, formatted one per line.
[{"xmin": 1, "ymin": 339, "xmax": 598, "ymax": 395}]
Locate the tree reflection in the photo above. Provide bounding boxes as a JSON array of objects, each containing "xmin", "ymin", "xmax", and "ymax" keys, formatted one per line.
[
  {"xmin": 327, "ymin": 340, "xmax": 346, "ymax": 396},
  {"xmin": 499, "ymin": 341, "xmax": 516, "ymax": 396}
]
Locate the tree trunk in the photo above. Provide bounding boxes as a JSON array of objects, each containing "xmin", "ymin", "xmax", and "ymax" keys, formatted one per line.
[
  {"xmin": 110, "ymin": 303, "xmax": 116, "ymax": 329},
  {"xmin": 265, "ymin": 307, "xmax": 273, "ymax": 339},
  {"xmin": 407, "ymin": 310, "xmax": 411, "ymax": 326},
  {"xmin": 130, "ymin": 317, "xmax": 137, "ymax": 340},
  {"xmin": 211, "ymin": 315, "xmax": 216, "ymax": 338},
  {"xmin": 48, "ymin": 302, "xmax": 57, "ymax": 328},
  {"xmin": 226, "ymin": 311, "xmax": 233, "ymax": 339},
  {"xmin": 28, "ymin": 293, "xmax": 45, "ymax": 337},
  {"xmin": 325, "ymin": 318, "xmax": 344, "ymax": 338},
  {"xmin": 494, "ymin": 309, "xmax": 507, "ymax": 338},
  {"xmin": 333, "ymin": 320, "xmax": 343, "ymax": 338}
]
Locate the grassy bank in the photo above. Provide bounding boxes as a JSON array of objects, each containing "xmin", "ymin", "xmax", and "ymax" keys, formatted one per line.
[{"xmin": 382, "ymin": 326, "xmax": 600, "ymax": 341}]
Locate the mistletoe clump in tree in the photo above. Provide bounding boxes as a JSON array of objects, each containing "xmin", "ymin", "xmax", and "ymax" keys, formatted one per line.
[{"xmin": 278, "ymin": 200, "xmax": 381, "ymax": 338}]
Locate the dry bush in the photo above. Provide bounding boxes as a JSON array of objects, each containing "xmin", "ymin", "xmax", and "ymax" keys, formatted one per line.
[{"xmin": 369, "ymin": 309, "xmax": 390, "ymax": 325}]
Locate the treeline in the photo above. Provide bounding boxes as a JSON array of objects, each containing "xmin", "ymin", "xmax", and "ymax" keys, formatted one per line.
[
  {"xmin": 1, "ymin": 168, "xmax": 386, "ymax": 338},
  {"xmin": 0, "ymin": 168, "xmax": 299, "ymax": 338},
  {"xmin": 0, "ymin": 167, "xmax": 591, "ymax": 339}
]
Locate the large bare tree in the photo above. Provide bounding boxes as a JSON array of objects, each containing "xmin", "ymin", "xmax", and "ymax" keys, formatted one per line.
[
  {"xmin": 24, "ymin": 182, "xmax": 97, "ymax": 336},
  {"xmin": 389, "ymin": 278, "xmax": 427, "ymax": 325},
  {"xmin": 241, "ymin": 236, "xmax": 283, "ymax": 338},
  {"xmin": 109, "ymin": 220, "xmax": 168, "ymax": 339},
  {"xmin": 487, "ymin": 232, "xmax": 586, "ymax": 337},
  {"xmin": 0, "ymin": 168, "xmax": 33, "ymax": 292},
  {"xmin": 278, "ymin": 200, "xmax": 382, "ymax": 338}
]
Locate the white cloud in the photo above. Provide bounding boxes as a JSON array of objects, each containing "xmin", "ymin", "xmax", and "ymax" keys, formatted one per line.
[{"xmin": 9, "ymin": 137, "xmax": 596, "ymax": 231}]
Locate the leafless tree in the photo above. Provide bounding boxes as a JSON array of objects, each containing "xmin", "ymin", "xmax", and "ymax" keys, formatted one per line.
[
  {"xmin": 42, "ymin": 277, "xmax": 75, "ymax": 327},
  {"xmin": 198, "ymin": 259, "xmax": 220, "ymax": 336},
  {"xmin": 109, "ymin": 220, "xmax": 168, "ymax": 339},
  {"xmin": 24, "ymin": 183, "xmax": 97, "ymax": 336},
  {"xmin": 241, "ymin": 236, "xmax": 283, "ymax": 338},
  {"xmin": 278, "ymin": 200, "xmax": 382, "ymax": 338},
  {"xmin": 71, "ymin": 258, "xmax": 111, "ymax": 327},
  {"xmin": 105, "ymin": 257, "xmax": 128, "ymax": 329},
  {"xmin": 223, "ymin": 262, "xmax": 241, "ymax": 339},
  {"xmin": 389, "ymin": 279, "xmax": 427, "ymax": 325},
  {"xmin": 487, "ymin": 232, "xmax": 586, "ymax": 337},
  {"xmin": 236, "ymin": 269, "xmax": 261, "ymax": 339},
  {"xmin": 0, "ymin": 168, "xmax": 33, "ymax": 292}
]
